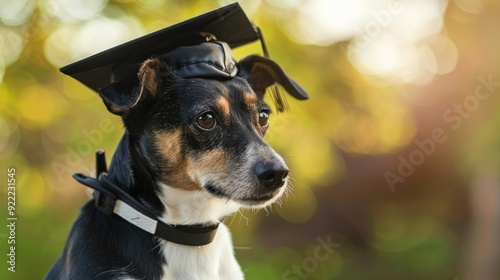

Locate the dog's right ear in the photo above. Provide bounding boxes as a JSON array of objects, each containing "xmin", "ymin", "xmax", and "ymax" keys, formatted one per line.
[{"xmin": 99, "ymin": 58, "xmax": 170, "ymax": 115}]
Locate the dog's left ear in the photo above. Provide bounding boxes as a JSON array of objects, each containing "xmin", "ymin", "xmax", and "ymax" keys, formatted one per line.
[
  {"xmin": 236, "ymin": 55, "xmax": 309, "ymax": 100},
  {"xmin": 99, "ymin": 58, "xmax": 170, "ymax": 115}
]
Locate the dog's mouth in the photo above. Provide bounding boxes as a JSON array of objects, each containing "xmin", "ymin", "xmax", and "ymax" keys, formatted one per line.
[{"xmin": 205, "ymin": 184, "xmax": 284, "ymax": 207}]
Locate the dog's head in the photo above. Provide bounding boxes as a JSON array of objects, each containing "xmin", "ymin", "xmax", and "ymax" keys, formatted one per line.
[{"xmin": 99, "ymin": 54, "xmax": 307, "ymax": 210}]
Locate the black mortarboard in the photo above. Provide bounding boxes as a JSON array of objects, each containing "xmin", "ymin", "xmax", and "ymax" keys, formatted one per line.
[
  {"xmin": 60, "ymin": 3, "xmax": 263, "ymax": 92},
  {"xmin": 61, "ymin": 3, "xmax": 308, "ymax": 111}
]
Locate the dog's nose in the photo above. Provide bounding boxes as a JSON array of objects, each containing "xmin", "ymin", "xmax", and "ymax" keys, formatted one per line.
[{"xmin": 256, "ymin": 162, "xmax": 289, "ymax": 189}]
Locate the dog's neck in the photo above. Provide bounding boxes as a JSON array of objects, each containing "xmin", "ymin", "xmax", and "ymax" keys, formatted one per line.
[
  {"xmin": 107, "ymin": 132, "xmax": 166, "ymax": 218},
  {"xmin": 157, "ymin": 182, "xmax": 240, "ymax": 225},
  {"xmin": 107, "ymin": 132, "xmax": 240, "ymax": 226}
]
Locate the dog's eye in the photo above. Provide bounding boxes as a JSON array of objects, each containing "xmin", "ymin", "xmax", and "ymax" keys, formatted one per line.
[
  {"xmin": 196, "ymin": 112, "xmax": 217, "ymax": 130},
  {"xmin": 258, "ymin": 110, "xmax": 270, "ymax": 128}
]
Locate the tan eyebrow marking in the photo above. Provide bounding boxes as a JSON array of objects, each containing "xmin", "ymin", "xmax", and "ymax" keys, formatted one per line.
[
  {"xmin": 216, "ymin": 97, "xmax": 231, "ymax": 118},
  {"xmin": 244, "ymin": 92, "xmax": 258, "ymax": 106}
]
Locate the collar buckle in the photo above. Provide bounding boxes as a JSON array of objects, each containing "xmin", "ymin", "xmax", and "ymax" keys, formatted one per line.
[
  {"xmin": 93, "ymin": 189, "xmax": 116, "ymax": 215},
  {"xmin": 93, "ymin": 149, "xmax": 115, "ymax": 215}
]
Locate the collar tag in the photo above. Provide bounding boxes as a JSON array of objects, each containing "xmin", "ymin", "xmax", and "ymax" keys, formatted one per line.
[{"xmin": 113, "ymin": 200, "xmax": 158, "ymax": 234}]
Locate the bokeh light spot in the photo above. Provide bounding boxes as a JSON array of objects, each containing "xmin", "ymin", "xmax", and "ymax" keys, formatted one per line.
[
  {"xmin": 17, "ymin": 86, "xmax": 68, "ymax": 128},
  {"xmin": 425, "ymin": 35, "xmax": 459, "ymax": 75},
  {"xmin": 19, "ymin": 168, "xmax": 50, "ymax": 213},
  {"xmin": 289, "ymin": 0, "xmax": 378, "ymax": 46},
  {"xmin": 46, "ymin": 0, "xmax": 108, "ymax": 23},
  {"xmin": 0, "ymin": 0, "xmax": 36, "ymax": 25},
  {"xmin": 71, "ymin": 16, "xmax": 144, "ymax": 60},
  {"xmin": 44, "ymin": 25, "xmax": 78, "ymax": 67},
  {"xmin": 371, "ymin": 207, "xmax": 438, "ymax": 252},
  {"xmin": 278, "ymin": 185, "xmax": 317, "ymax": 223},
  {"xmin": 454, "ymin": 0, "xmax": 483, "ymax": 14},
  {"xmin": 0, "ymin": 28, "xmax": 25, "ymax": 67}
]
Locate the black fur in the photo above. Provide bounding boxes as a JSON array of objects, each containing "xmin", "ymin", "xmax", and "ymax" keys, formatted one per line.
[{"xmin": 46, "ymin": 137, "xmax": 166, "ymax": 279}]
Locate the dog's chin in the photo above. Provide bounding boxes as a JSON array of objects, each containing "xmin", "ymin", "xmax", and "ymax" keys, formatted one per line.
[
  {"xmin": 204, "ymin": 184, "xmax": 286, "ymax": 209},
  {"xmin": 238, "ymin": 195, "xmax": 281, "ymax": 209}
]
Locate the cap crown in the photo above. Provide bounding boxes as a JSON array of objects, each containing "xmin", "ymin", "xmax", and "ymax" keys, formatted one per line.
[{"xmin": 60, "ymin": 3, "xmax": 258, "ymax": 92}]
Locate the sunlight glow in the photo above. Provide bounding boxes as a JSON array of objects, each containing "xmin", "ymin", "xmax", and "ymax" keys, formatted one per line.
[
  {"xmin": 423, "ymin": 35, "xmax": 459, "ymax": 75},
  {"xmin": 453, "ymin": 0, "xmax": 483, "ymax": 14},
  {"xmin": 289, "ymin": 0, "xmax": 454, "ymax": 85},
  {"xmin": 71, "ymin": 16, "xmax": 144, "ymax": 59},
  {"xmin": 0, "ymin": 28, "xmax": 24, "ymax": 67},
  {"xmin": 290, "ymin": 0, "xmax": 379, "ymax": 45},
  {"xmin": 44, "ymin": 16, "xmax": 144, "ymax": 67},
  {"xmin": 45, "ymin": 0, "xmax": 108, "ymax": 23},
  {"xmin": 0, "ymin": 0, "xmax": 35, "ymax": 25}
]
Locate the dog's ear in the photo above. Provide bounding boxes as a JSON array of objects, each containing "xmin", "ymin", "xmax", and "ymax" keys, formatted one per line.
[
  {"xmin": 237, "ymin": 55, "xmax": 309, "ymax": 101},
  {"xmin": 99, "ymin": 58, "xmax": 169, "ymax": 115}
]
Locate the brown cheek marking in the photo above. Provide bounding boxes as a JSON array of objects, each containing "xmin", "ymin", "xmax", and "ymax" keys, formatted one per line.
[
  {"xmin": 154, "ymin": 129, "xmax": 201, "ymax": 191},
  {"xmin": 186, "ymin": 149, "xmax": 231, "ymax": 186},
  {"xmin": 154, "ymin": 129, "xmax": 184, "ymax": 165}
]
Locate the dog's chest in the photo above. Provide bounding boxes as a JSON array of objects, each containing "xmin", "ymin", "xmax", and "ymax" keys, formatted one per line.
[{"xmin": 159, "ymin": 224, "xmax": 244, "ymax": 280}]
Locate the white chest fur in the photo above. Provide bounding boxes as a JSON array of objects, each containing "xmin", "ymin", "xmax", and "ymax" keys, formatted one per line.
[
  {"xmin": 156, "ymin": 184, "xmax": 244, "ymax": 279},
  {"xmin": 160, "ymin": 224, "xmax": 244, "ymax": 280}
]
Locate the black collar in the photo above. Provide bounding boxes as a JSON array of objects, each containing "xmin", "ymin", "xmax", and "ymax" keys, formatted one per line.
[{"xmin": 73, "ymin": 172, "xmax": 220, "ymax": 246}]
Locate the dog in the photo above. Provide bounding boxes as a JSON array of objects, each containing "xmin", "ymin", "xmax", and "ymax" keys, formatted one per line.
[{"xmin": 46, "ymin": 53, "xmax": 307, "ymax": 279}]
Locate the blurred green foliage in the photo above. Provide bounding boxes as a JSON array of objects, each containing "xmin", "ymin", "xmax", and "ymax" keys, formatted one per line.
[{"xmin": 1, "ymin": 0, "xmax": 500, "ymax": 279}]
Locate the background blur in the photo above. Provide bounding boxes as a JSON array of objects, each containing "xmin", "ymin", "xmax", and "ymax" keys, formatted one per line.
[{"xmin": 1, "ymin": 0, "xmax": 500, "ymax": 279}]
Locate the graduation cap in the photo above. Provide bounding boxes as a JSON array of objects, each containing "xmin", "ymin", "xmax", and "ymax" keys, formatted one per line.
[{"xmin": 61, "ymin": 3, "xmax": 308, "ymax": 111}]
